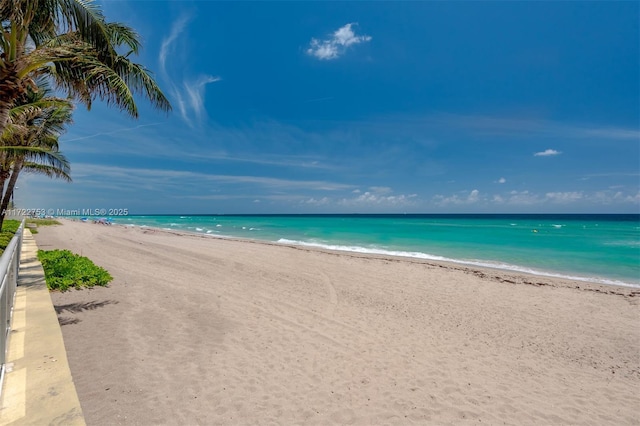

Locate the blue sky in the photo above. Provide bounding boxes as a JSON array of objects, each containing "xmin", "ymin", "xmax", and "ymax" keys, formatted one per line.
[{"xmin": 19, "ymin": 1, "xmax": 640, "ymax": 214}]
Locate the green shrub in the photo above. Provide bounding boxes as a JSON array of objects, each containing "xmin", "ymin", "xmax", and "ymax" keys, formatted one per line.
[
  {"xmin": 25, "ymin": 218, "xmax": 60, "ymax": 235},
  {"xmin": 0, "ymin": 220, "xmax": 21, "ymax": 255},
  {"xmin": 2, "ymin": 220, "xmax": 21, "ymax": 234},
  {"xmin": 0, "ymin": 232, "xmax": 14, "ymax": 248},
  {"xmin": 26, "ymin": 218, "xmax": 60, "ymax": 227},
  {"xmin": 37, "ymin": 249, "xmax": 113, "ymax": 291}
]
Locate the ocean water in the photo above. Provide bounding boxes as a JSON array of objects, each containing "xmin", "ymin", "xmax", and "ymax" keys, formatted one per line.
[{"xmin": 112, "ymin": 214, "xmax": 640, "ymax": 287}]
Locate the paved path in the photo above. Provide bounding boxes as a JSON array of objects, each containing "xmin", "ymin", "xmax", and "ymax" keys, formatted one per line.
[{"xmin": 0, "ymin": 229, "xmax": 85, "ymax": 425}]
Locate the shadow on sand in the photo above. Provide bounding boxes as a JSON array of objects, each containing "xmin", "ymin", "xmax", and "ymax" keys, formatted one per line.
[{"xmin": 54, "ymin": 300, "xmax": 118, "ymax": 326}]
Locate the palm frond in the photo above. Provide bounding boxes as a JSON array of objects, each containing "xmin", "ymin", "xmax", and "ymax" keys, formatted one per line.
[
  {"xmin": 0, "ymin": 145, "xmax": 60, "ymax": 154},
  {"xmin": 25, "ymin": 0, "xmax": 59, "ymax": 45},
  {"xmin": 110, "ymin": 56, "xmax": 171, "ymax": 112},
  {"xmin": 22, "ymin": 161, "xmax": 72, "ymax": 181},
  {"xmin": 53, "ymin": 0, "xmax": 111, "ymax": 53},
  {"xmin": 9, "ymin": 98, "xmax": 72, "ymax": 120},
  {"xmin": 83, "ymin": 59, "xmax": 139, "ymax": 117},
  {"xmin": 105, "ymin": 21, "xmax": 140, "ymax": 54},
  {"xmin": 0, "ymin": 0, "xmax": 171, "ymax": 138},
  {"xmin": 0, "ymin": 145, "xmax": 69, "ymax": 169},
  {"xmin": 16, "ymin": 40, "xmax": 99, "ymax": 77},
  {"xmin": 3, "ymin": 92, "xmax": 74, "ymax": 148}
]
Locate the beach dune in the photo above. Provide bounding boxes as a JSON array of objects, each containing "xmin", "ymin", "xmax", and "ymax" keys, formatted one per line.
[{"xmin": 36, "ymin": 220, "xmax": 639, "ymax": 425}]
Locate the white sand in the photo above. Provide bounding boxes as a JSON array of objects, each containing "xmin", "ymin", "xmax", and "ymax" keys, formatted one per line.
[{"xmin": 35, "ymin": 220, "xmax": 639, "ymax": 425}]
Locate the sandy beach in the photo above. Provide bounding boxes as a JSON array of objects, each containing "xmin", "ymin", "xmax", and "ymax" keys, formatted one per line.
[{"xmin": 34, "ymin": 219, "xmax": 639, "ymax": 425}]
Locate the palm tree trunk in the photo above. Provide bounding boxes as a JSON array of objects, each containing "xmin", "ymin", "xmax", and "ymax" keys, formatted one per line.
[
  {"xmin": 0, "ymin": 168, "xmax": 10, "ymax": 227},
  {"xmin": 0, "ymin": 158, "xmax": 23, "ymax": 230}
]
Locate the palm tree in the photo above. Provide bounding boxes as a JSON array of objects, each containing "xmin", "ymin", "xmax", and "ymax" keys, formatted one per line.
[
  {"xmin": 0, "ymin": 81, "xmax": 72, "ymax": 229},
  {"xmin": 0, "ymin": 0, "xmax": 171, "ymax": 133}
]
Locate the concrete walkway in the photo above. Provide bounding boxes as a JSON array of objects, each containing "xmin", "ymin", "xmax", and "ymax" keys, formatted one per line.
[{"xmin": 0, "ymin": 229, "xmax": 85, "ymax": 425}]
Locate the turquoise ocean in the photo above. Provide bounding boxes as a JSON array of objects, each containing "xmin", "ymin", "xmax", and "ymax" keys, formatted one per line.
[{"xmin": 111, "ymin": 214, "xmax": 640, "ymax": 287}]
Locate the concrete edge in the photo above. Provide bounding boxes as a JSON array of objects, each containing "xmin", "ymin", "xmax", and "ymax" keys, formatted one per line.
[{"xmin": 0, "ymin": 229, "xmax": 85, "ymax": 425}]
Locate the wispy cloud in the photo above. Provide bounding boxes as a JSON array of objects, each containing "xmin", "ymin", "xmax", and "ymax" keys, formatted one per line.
[
  {"xmin": 184, "ymin": 75, "xmax": 221, "ymax": 123},
  {"xmin": 302, "ymin": 197, "xmax": 331, "ymax": 206},
  {"xmin": 63, "ymin": 120, "xmax": 339, "ymax": 171},
  {"xmin": 293, "ymin": 187, "xmax": 419, "ymax": 209},
  {"xmin": 505, "ymin": 190, "xmax": 540, "ymax": 206},
  {"xmin": 69, "ymin": 164, "xmax": 353, "ymax": 193},
  {"xmin": 489, "ymin": 189, "xmax": 640, "ymax": 207},
  {"xmin": 369, "ymin": 186, "xmax": 392, "ymax": 194},
  {"xmin": 427, "ymin": 113, "xmax": 639, "ymax": 141},
  {"xmin": 159, "ymin": 15, "xmax": 220, "ymax": 127},
  {"xmin": 534, "ymin": 148, "xmax": 561, "ymax": 157},
  {"xmin": 545, "ymin": 191, "xmax": 583, "ymax": 203},
  {"xmin": 64, "ymin": 123, "xmax": 163, "ymax": 143},
  {"xmin": 307, "ymin": 23, "xmax": 371, "ymax": 60},
  {"xmin": 159, "ymin": 15, "xmax": 189, "ymax": 76},
  {"xmin": 339, "ymin": 190, "xmax": 417, "ymax": 207},
  {"xmin": 184, "ymin": 152, "xmax": 336, "ymax": 170},
  {"xmin": 581, "ymin": 128, "xmax": 640, "ymax": 140},
  {"xmin": 583, "ymin": 172, "xmax": 640, "ymax": 178}
]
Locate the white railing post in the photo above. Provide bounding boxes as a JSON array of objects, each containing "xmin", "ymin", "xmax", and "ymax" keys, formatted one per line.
[{"xmin": 0, "ymin": 219, "xmax": 26, "ymax": 393}]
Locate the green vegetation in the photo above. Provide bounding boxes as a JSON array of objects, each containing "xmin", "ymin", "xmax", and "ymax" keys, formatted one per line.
[
  {"xmin": 26, "ymin": 218, "xmax": 61, "ymax": 234},
  {"xmin": 37, "ymin": 249, "xmax": 113, "ymax": 292},
  {"xmin": 0, "ymin": 0, "xmax": 171, "ymax": 229},
  {"xmin": 0, "ymin": 219, "xmax": 21, "ymax": 255},
  {"xmin": 0, "ymin": 79, "xmax": 73, "ymax": 230},
  {"xmin": 1, "ymin": 219, "xmax": 21, "ymax": 234},
  {"xmin": 27, "ymin": 219, "xmax": 61, "ymax": 227},
  {"xmin": 0, "ymin": 1, "xmax": 171, "ymax": 134}
]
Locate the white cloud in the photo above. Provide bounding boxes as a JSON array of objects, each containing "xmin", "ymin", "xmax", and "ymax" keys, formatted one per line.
[
  {"xmin": 160, "ymin": 16, "xmax": 220, "ymax": 127},
  {"xmin": 491, "ymin": 189, "xmax": 640, "ymax": 207},
  {"xmin": 369, "ymin": 186, "xmax": 392, "ymax": 194},
  {"xmin": 497, "ymin": 177, "xmax": 506, "ymax": 184},
  {"xmin": 64, "ymin": 123, "xmax": 163, "ymax": 143},
  {"xmin": 307, "ymin": 42, "xmax": 340, "ymax": 61},
  {"xmin": 173, "ymin": 73, "xmax": 219, "ymax": 127},
  {"xmin": 67, "ymin": 164, "xmax": 353, "ymax": 194},
  {"xmin": 307, "ymin": 23, "xmax": 371, "ymax": 60},
  {"xmin": 159, "ymin": 15, "xmax": 189, "ymax": 76},
  {"xmin": 584, "ymin": 172, "xmax": 640, "ymax": 178},
  {"xmin": 64, "ymin": 121, "xmax": 336, "ymax": 172},
  {"xmin": 581, "ymin": 128, "xmax": 640, "ymax": 140},
  {"xmin": 430, "ymin": 113, "xmax": 638, "ymax": 141},
  {"xmin": 339, "ymin": 190, "xmax": 417, "ymax": 207},
  {"xmin": 433, "ymin": 189, "xmax": 481, "ymax": 206},
  {"xmin": 545, "ymin": 191, "xmax": 583, "ymax": 203},
  {"xmin": 591, "ymin": 190, "xmax": 640, "ymax": 205},
  {"xmin": 625, "ymin": 192, "xmax": 640, "ymax": 203},
  {"xmin": 184, "ymin": 75, "xmax": 221, "ymax": 122},
  {"xmin": 303, "ymin": 197, "xmax": 331, "ymax": 206},
  {"xmin": 534, "ymin": 148, "xmax": 561, "ymax": 157},
  {"xmin": 506, "ymin": 190, "xmax": 540, "ymax": 205}
]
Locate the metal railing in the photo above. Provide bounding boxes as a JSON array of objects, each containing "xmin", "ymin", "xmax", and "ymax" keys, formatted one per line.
[{"xmin": 0, "ymin": 219, "xmax": 25, "ymax": 391}]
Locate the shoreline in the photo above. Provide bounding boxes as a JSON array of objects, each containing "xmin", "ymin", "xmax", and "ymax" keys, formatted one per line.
[
  {"xmin": 35, "ymin": 219, "xmax": 640, "ymax": 424},
  {"xmin": 108, "ymin": 220, "xmax": 640, "ymax": 292}
]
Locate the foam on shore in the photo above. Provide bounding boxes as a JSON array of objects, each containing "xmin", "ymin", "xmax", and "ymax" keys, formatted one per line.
[{"xmin": 35, "ymin": 219, "xmax": 640, "ymax": 425}]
